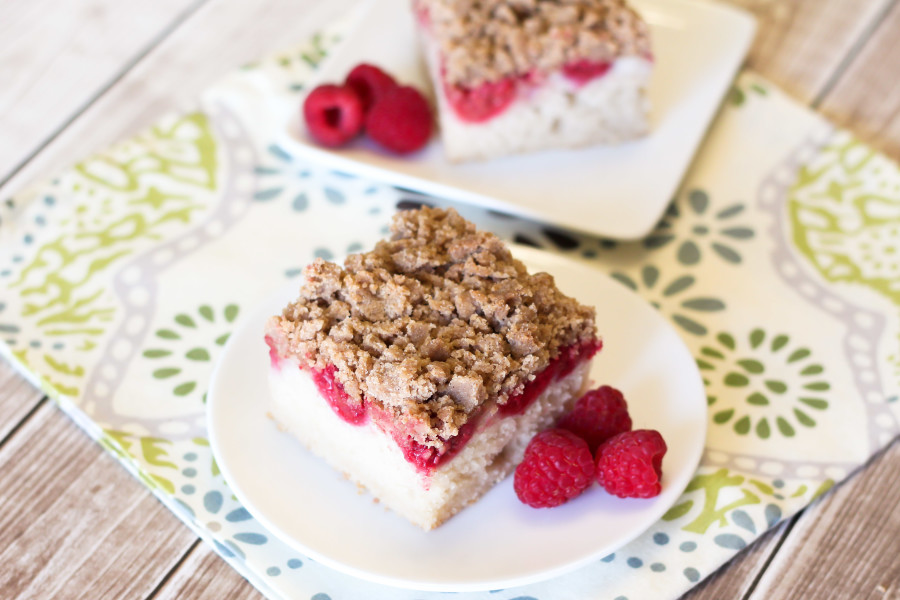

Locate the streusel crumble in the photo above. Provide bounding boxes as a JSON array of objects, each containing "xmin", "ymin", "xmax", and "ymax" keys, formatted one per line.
[{"xmin": 419, "ymin": 0, "xmax": 651, "ymax": 88}]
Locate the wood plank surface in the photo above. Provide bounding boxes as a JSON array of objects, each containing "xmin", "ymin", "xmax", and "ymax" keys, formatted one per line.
[
  {"xmin": 0, "ymin": 400, "xmax": 196, "ymax": 598},
  {"xmin": 0, "ymin": 0, "xmax": 204, "ymax": 184},
  {"xmin": 680, "ymin": 521, "xmax": 789, "ymax": 600},
  {"xmin": 749, "ymin": 439, "xmax": 900, "ymax": 599},
  {"xmin": 0, "ymin": 0, "xmax": 358, "ymax": 202},
  {"xmin": 818, "ymin": 1, "xmax": 900, "ymax": 161},
  {"xmin": 725, "ymin": 0, "xmax": 892, "ymax": 103},
  {"xmin": 0, "ymin": 357, "xmax": 44, "ymax": 443},
  {"xmin": 151, "ymin": 543, "xmax": 261, "ymax": 600}
]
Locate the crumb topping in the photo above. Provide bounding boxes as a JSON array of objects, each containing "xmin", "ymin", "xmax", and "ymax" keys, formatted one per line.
[
  {"xmin": 416, "ymin": 0, "xmax": 651, "ymax": 87},
  {"xmin": 266, "ymin": 207, "xmax": 597, "ymax": 446}
]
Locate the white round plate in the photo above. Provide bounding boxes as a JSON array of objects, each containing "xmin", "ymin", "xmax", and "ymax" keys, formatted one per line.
[{"xmin": 207, "ymin": 245, "xmax": 707, "ymax": 592}]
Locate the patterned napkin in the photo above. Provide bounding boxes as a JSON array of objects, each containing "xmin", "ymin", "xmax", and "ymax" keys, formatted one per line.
[{"xmin": 2, "ymin": 15, "xmax": 899, "ymax": 600}]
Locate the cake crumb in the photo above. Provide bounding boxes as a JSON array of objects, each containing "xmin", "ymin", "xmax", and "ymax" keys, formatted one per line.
[
  {"xmin": 266, "ymin": 207, "xmax": 597, "ymax": 447},
  {"xmin": 416, "ymin": 0, "xmax": 651, "ymax": 87}
]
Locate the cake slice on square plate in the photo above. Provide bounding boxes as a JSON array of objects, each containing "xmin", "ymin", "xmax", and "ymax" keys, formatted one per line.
[
  {"xmin": 413, "ymin": 0, "xmax": 653, "ymax": 162},
  {"xmin": 264, "ymin": 207, "xmax": 601, "ymax": 530}
]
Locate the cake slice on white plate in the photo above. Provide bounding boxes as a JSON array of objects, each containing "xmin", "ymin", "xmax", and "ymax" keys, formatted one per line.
[
  {"xmin": 264, "ymin": 207, "xmax": 601, "ymax": 530},
  {"xmin": 413, "ymin": 0, "xmax": 653, "ymax": 162}
]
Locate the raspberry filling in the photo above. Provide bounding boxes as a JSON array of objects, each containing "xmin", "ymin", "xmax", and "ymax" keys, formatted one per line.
[
  {"xmin": 499, "ymin": 339, "xmax": 602, "ymax": 417},
  {"xmin": 443, "ymin": 58, "xmax": 613, "ymax": 122},
  {"xmin": 561, "ymin": 60, "xmax": 612, "ymax": 86},
  {"xmin": 387, "ymin": 411, "xmax": 481, "ymax": 474},
  {"xmin": 444, "ymin": 76, "xmax": 518, "ymax": 123},
  {"xmin": 280, "ymin": 338, "xmax": 600, "ymax": 475},
  {"xmin": 310, "ymin": 365, "xmax": 368, "ymax": 425},
  {"xmin": 412, "ymin": 0, "xmax": 430, "ymax": 29},
  {"xmin": 264, "ymin": 335, "xmax": 281, "ymax": 370}
]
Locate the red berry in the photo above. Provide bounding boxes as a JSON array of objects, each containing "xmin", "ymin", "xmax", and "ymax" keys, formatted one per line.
[
  {"xmin": 366, "ymin": 85, "xmax": 433, "ymax": 153},
  {"xmin": 345, "ymin": 64, "xmax": 397, "ymax": 113},
  {"xmin": 558, "ymin": 385, "xmax": 632, "ymax": 453},
  {"xmin": 303, "ymin": 84, "xmax": 364, "ymax": 147},
  {"xmin": 596, "ymin": 429, "xmax": 667, "ymax": 499},
  {"xmin": 514, "ymin": 429, "xmax": 595, "ymax": 508}
]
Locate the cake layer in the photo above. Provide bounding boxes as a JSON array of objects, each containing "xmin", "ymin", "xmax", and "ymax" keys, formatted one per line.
[
  {"xmin": 429, "ymin": 51, "xmax": 652, "ymax": 162},
  {"xmin": 269, "ymin": 357, "xmax": 593, "ymax": 530}
]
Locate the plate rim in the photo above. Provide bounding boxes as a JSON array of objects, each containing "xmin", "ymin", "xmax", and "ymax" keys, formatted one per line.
[{"xmin": 207, "ymin": 245, "xmax": 708, "ymax": 592}]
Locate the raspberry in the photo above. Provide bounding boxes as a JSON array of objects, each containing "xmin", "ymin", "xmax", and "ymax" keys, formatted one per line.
[
  {"xmin": 310, "ymin": 365, "xmax": 367, "ymax": 425},
  {"xmin": 366, "ymin": 85, "xmax": 433, "ymax": 153},
  {"xmin": 596, "ymin": 429, "xmax": 667, "ymax": 499},
  {"xmin": 514, "ymin": 429, "xmax": 595, "ymax": 508},
  {"xmin": 561, "ymin": 60, "xmax": 612, "ymax": 85},
  {"xmin": 444, "ymin": 77, "xmax": 517, "ymax": 122},
  {"xmin": 302, "ymin": 84, "xmax": 364, "ymax": 147},
  {"xmin": 345, "ymin": 64, "xmax": 397, "ymax": 113},
  {"xmin": 558, "ymin": 385, "xmax": 632, "ymax": 453}
]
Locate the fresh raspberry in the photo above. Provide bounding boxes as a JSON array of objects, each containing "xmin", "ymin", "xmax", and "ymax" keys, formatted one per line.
[
  {"xmin": 596, "ymin": 429, "xmax": 667, "ymax": 499},
  {"xmin": 302, "ymin": 84, "xmax": 364, "ymax": 147},
  {"xmin": 558, "ymin": 385, "xmax": 632, "ymax": 453},
  {"xmin": 365, "ymin": 85, "xmax": 433, "ymax": 154},
  {"xmin": 345, "ymin": 64, "xmax": 397, "ymax": 113},
  {"xmin": 514, "ymin": 429, "xmax": 595, "ymax": 508}
]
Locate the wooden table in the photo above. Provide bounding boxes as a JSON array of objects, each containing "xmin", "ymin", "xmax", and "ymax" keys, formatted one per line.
[{"xmin": 1, "ymin": 0, "xmax": 898, "ymax": 597}]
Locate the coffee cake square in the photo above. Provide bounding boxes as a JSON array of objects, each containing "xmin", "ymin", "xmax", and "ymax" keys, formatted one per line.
[
  {"xmin": 265, "ymin": 207, "xmax": 600, "ymax": 529},
  {"xmin": 413, "ymin": 0, "xmax": 653, "ymax": 162}
]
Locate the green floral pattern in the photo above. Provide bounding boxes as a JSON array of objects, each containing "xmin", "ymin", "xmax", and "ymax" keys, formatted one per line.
[
  {"xmin": 789, "ymin": 133, "xmax": 900, "ymax": 308},
  {"xmin": 646, "ymin": 189, "xmax": 755, "ymax": 265},
  {"xmin": 700, "ymin": 329, "xmax": 831, "ymax": 438},
  {"xmin": 143, "ymin": 303, "xmax": 239, "ymax": 400},
  {"xmin": 611, "ymin": 265, "xmax": 726, "ymax": 335},
  {"xmin": 2, "ymin": 112, "xmax": 220, "ymax": 398}
]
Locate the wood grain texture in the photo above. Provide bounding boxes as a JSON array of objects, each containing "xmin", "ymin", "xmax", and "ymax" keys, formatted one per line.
[
  {"xmin": 151, "ymin": 543, "xmax": 262, "ymax": 600},
  {"xmin": 680, "ymin": 520, "xmax": 790, "ymax": 600},
  {"xmin": 0, "ymin": 0, "xmax": 202, "ymax": 183},
  {"xmin": 819, "ymin": 2, "xmax": 900, "ymax": 162},
  {"xmin": 0, "ymin": 0, "xmax": 357, "ymax": 202},
  {"xmin": 720, "ymin": 0, "xmax": 891, "ymax": 103},
  {"xmin": 0, "ymin": 401, "xmax": 196, "ymax": 598},
  {"xmin": 748, "ymin": 439, "xmax": 900, "ymax": 599},
  {"xmin": 0, "ymin": 359, "xmax": 44, "ymax": 443}
]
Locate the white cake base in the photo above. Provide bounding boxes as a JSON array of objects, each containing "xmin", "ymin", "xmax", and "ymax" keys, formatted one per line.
[
  {"xmin": 268, "ymin": 359, "xmax": 593, "ymax": 530},
  {"xmin": 423, "ymin": 35, "xmax": 652, "ymax": 163}
]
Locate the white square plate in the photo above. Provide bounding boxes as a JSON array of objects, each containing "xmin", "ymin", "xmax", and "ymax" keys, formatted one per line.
[{"xmin": 279, "ymin": 0, "xmax": 756, "ymax": 239}]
